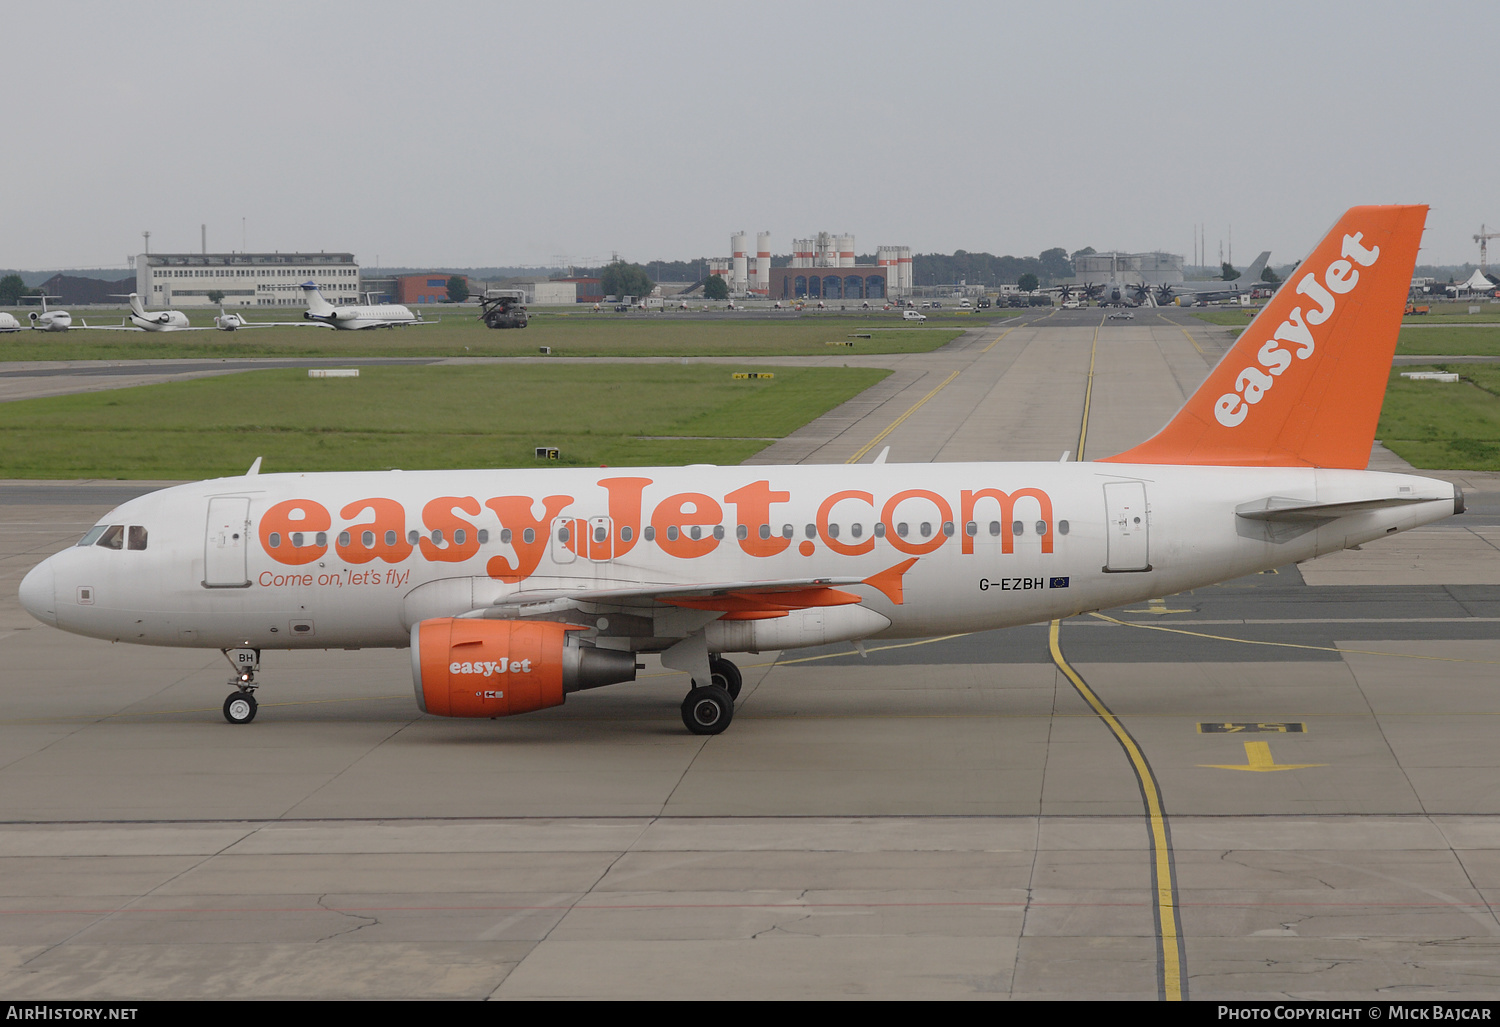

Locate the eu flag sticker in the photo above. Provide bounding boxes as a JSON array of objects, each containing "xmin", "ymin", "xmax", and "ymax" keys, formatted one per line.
[{"xmin": 1049, "ymin": 577, "xmax": 1070, "ymax": 589}]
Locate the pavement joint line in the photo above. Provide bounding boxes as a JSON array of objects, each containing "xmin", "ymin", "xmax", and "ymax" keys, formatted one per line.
[
  {"xmin": 1089, "ymin": 612, "xmax": 1500, "ymax": 663},
  {"xmin": 1049, "ymin": 619, "xmax": 1186, "ymax": 1001},
  {"xmin": 1104, "ymin": 616, "xmax": 1500, "ymax": 625},
  {"xmin": 845, "ymin": 369, "xmax": 961, "ymax": 464},
  {"xmin": 18, "ymin": 709, "xmax": 1500, "ymax": 729}
]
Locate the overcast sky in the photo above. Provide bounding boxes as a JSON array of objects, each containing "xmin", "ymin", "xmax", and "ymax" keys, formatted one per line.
[{"xmin": 4, "ymin": 0, "xmax": 1495, "ymax": 271}]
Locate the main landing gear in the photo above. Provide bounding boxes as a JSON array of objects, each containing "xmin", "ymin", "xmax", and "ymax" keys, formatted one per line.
[
  {"xmin": 221, "ymin": 648, "xmax": 260, "ymax": 725},
  {"xmin": 680, "ymin": 656, "xmax": 743, "ymax": 735}
]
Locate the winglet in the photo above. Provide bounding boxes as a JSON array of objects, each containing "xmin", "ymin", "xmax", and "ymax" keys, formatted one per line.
[
  {"xmin": 246, "ymin": 457, "xmax": 262, "ymax": 476},
  {"xmin": 1102, "ymin": 205, "xmax": 1427, "ymax": 469},
  {"xmin": 862, "ymin": 557, "xmax": 918, "ymax": 605}
]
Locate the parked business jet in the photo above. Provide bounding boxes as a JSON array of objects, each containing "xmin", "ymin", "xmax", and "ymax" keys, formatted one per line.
[
  {"xmin": 213, "ymin": 306, "xmax": 319, "ymax": 331},
  {"xmin": 19, "ymin": 206, "xmax": 1457, "ymax": 736},
  {"xmin": 78, "ymin": 294, "xmax": 205, "ymax": 332},
  {"xmin": 300, "ymin": 281, "xmax": 426, "ymax": 329},
  {"xmin": 0, "ymin": 311, "xmax": 21, "ymax": 332},
  {"xmin": 26, "ymin": 296, "xmax": 72, "ymax": 331}
]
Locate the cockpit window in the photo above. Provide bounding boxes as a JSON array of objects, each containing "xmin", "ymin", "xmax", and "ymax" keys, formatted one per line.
[
  {"xmin": 95, "ymin": 525, "xmax": 125, "ymax": 550},
  {"xmin": 128, "ymin": 525, "xmax": 148, "ymax": 551},
  {"xmin": 77, "ymin": 526, "xmax": 107, "ymax": 547}
]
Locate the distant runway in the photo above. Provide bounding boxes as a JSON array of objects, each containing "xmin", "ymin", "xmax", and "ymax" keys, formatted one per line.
[{"xmin": 4, "ymin": 309, "xmax": 1500, "ymax": 999}]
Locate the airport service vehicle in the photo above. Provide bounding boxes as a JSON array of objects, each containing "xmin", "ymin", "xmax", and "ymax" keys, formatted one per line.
[
  {"xmin": 0, "ymin": 312, "xmax": 20, "ymax": 332},
  {"xmin": 26, "ymin": 296, "xmax": 71, "ymax": 331},
  {"xmin": 1404, "ymin": 301, "xmax": 1430, "ymax": 316},
  {"xmin": 18, "ymin": 206, "xmax": 1460, "ymax": 736},
  {"xmin": 479, "ymin": 289, "xmax": 529, "ymax": 329},
  {"xmin": 1107, "ymin": 310, "xmax": 1134, "ymax": 320},
  {"xmin": 903, "ymin": 309, "xmax": 927, "ymax": 321},
  {"xmin": 300, "ymin": 281, "xmax": 427, "ymax": 330}
]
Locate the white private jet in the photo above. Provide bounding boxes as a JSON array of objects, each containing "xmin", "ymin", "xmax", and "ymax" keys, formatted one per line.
[
  {"xmin": 300, "ymin": 280, "xmax": 428, "ymax": 330},
  {"xmin": 19, "ymin": 206, "xmax": 1457, "ymax": 736},
  {"xmin": 213, "ymin": 306, "xmax": 320, "ymax": 332},
  {"xmin": 26, "ymin": 295, "xmax": 72, "ymax": 331},
  {"xmin": 0, "ymin": 311, "xmax": 21, "ymax": 332},
  {"xmin": 77, "ymin": 294, "xmax": 206, "ymax": 332}
]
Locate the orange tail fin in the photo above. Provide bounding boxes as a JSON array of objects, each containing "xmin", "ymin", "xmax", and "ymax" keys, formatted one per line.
[{"xmin": 1102, "ymin": 204, "xmax": 1427, "ymax": 469}]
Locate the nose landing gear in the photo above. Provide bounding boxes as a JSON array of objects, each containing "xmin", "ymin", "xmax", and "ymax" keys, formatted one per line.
[
  {"xmin": 223, "ymin": 691, "xmax": 258, "ymax": 724},
  {"xmin": 221, "ymin": 647, "xmax": 261, "ymax": 725}
]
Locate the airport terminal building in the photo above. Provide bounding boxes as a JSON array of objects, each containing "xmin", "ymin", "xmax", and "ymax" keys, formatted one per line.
[{"xmin": 135, "ymin": 252, "xmax": 360, "ymax": 308}]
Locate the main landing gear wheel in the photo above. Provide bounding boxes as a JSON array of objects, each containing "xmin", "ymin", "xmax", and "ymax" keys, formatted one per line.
[
  {"xmin": 681, "ymin": 684, "xmax": 734, "ymax": 735},
  {"xmin": 708, "ymin": 656, "xmax": 742, "ymax": 700},
  {"xmin": 223, "ymin": 692, "xmax": 258, "ymax": 725}
]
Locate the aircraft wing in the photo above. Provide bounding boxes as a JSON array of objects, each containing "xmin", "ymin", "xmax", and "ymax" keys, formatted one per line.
[
  {"xmin": 73, "ymin": 319, "xmax": 219, "ymax": 332},
  {"xmin": 463, "ymin": 560, "xmax": 919, "ymax": 619},
  {"xmin": 217, "ymin": 320, "xmax": 324, "ymax": 331}
]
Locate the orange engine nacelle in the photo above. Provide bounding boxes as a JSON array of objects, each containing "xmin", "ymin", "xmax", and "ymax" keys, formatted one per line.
[{"xmin": 411, "ymin": 618, "xmax": 638, "ymax": 718}]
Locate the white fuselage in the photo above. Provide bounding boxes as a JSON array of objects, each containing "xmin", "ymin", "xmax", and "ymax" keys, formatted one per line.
[
  {"xmin": 19, "ymin": 462, "xmax": 1460, "ymax": 654},
  {"xmin": 129, "ymin": 310, "xmax": 192, "ymax": 331},
  {"xmin": 29, "ymin": 310, "xmax": 72, "ymax": 331},
  {"xmin": 306, "ymin": 304, "xmax": 418, "ymax": 330},
  {"xmin": 0, "ymin": 312, "xmax": 20, "ymax": 332}
]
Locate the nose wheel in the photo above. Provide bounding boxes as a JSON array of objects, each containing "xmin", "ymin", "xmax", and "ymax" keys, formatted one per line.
[
  {"xmin": 223, "ymin": 691, "xmax": 258, "ymax": 724},
  {"xmin": 220, "ymin": 648, "xmax": 261, "ymax": 724}
]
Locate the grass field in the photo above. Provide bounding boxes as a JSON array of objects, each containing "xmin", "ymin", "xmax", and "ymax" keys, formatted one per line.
[
  {"xmin": 1191, "ymin": 310, "xmax": 1500, "ymax": 356},
  {"xmin": 1195, "ymin": 303, "xmax": 1500, "ymax": 329},
  {"xmin": 1394, "ymin": 326, "xmax": 1500, "ymax": 357},
  {"xmin": 1379, "ymin": 364, "xmax": 1500, "ymax": 470},
  {"xmin": 0, "ymin": 364, "xmax": 889, "ymax": 479},
  {"xmin": 0, "ymin": 307, "xmax": 970, "ymax": 360}
]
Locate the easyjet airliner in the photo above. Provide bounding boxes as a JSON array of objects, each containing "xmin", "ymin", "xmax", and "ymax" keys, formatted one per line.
[{"xmin": 18, "ymin": 206, "xmax": 1460, "ymax": 734}]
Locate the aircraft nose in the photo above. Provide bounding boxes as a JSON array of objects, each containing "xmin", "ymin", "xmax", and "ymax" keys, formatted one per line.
[{"xmin": 19, "ymin": 558, "xmax": 56, "ymax": 627}]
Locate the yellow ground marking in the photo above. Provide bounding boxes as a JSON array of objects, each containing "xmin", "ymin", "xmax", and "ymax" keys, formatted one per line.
[
  {"xmin": 846, "ymin": 370, "xmax": 961, "ymax": 464},
  {"xmin": 1122, "ymin": 596, "xmax": 1193, "ymax": 615},
  {"xmin": 1089, "ymin": 611, "xmax": 1500, "ymax": 665},
  {"xmin": 980, "ymin": 321, "xmax": 1023, "ymax": 354},
  {"xmin": 1060, "ymin": 334, "xmax": 1183, "ymax": 999},
  {"xmin": 1076, "ymin": 320, "xmax": 1101, "ymax": 460},
  {"xmin": 1199, "ymin": 740, "xmax": 1326, "ymax": 772},
  {"xmin": 1050, "ymin": 619, "xmax": 1185, "ymax": 1001},
  {"xmin": 1156, "ymin": 313, "xmax": 1204, "ymax": 356}
]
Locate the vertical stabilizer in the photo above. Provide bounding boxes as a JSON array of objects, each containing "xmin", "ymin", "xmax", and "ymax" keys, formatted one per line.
[
  {"xmin": 300, "ymin": 280, "xmax": 335, "ymax": 316},
  {"xmin": 1238, "ymin": 251, "xmax": 1270, "ymax": 288},
  {"xmin": 1102, "ymin": 205, "xmax": 1427, "ymax": 469}
]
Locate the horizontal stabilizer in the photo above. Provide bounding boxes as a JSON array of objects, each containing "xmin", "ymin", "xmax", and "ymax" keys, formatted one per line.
[{"xmin": 1236, "ymin": 493, "xmax": 1448, "ymax": 523}]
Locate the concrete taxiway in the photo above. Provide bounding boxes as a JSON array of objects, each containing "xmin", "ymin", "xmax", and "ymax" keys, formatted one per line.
[{"xmin": 3, "ymin": 308, "xmax": 1500, "ymax": 999}]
